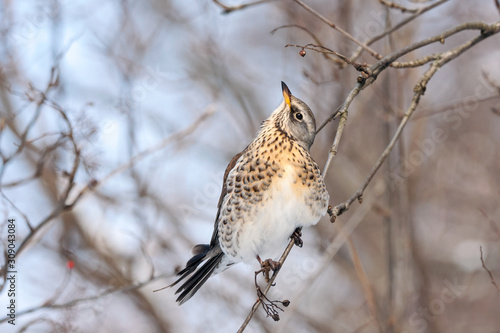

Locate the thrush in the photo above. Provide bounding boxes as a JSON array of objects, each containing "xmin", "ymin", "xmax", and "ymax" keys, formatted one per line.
[{"xmin": 170, "ymin": 82, "xmax": 329, "ymax": 304}]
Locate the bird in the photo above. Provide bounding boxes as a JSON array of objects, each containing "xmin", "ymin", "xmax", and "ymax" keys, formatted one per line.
[{"xmin": 169, "ymin": 82, "xmax": 330, "ymax": 304}]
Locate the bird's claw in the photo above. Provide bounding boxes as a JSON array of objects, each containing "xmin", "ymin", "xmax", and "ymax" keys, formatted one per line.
[
  {"xmin": 291, "ymin": 227, "xmax": 303, "ymax": 247},
  {"xmin": 256, "ymin": 257, "xmax": 281, "ymax": 283}
]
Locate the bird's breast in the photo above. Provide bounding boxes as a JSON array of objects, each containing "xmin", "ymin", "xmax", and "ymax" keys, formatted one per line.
[{"xmin": 218, "ymin": 144, "xmax": 329, "ymax": 263}]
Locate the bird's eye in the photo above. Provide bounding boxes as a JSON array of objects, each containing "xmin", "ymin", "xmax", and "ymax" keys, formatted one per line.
[{"xmin": 295, "ymin": 112, "xmax": 303, "ymax": 121}]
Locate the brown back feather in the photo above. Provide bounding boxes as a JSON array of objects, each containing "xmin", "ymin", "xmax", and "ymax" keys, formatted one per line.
[{"xmin": 209, "ymin": 149, "xmax": 246, "ymax": 247}]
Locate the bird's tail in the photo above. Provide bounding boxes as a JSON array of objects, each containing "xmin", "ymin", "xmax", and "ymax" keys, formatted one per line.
[{"xmin": 169, "ymin": 244, "xmax": 223, "ymax": 305}]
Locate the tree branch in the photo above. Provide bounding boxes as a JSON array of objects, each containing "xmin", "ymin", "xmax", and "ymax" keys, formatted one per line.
[
  {"xmin": 333, "ymin": 20, "xmax": 500, "ymax": 216},
  {"xmin": 349, "ymin": 0, "xmax": 451, "ymax": 62},
  {"xmin": 480, "ymin": 246, "xmax": 500, "ymax": 292},
  {"xmin": 213, "ymin": 0, "xmax": 274, "ymax": 14},
  {"xmin": 378, "ymin": 0, "xmax": 419, "ymax": 13},
  {"xmin": 237, "ymin": 18, "xmax": 500, "ymax": 331},
  {"xmin": 0, "ymin": 274, "xmax": 168, "ymax": 323},
  {"xmin": 236, "ymin": 236, "xmax": 296, "ymax": 332},
  {"xmin": 1, "ymin": 107, "xmax": 215, "ymax": 273},
  {"xmin": 293, "ymin": 0, "xmax": 382, "ymax": 60}
]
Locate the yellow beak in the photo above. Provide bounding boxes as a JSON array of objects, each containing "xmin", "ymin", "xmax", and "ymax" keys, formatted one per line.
[{"xmin": 281, "ymin": 81, "xmax": 292, "ymax": 108}]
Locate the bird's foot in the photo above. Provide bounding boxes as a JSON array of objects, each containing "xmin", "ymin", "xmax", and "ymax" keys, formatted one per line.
[
  {"xmin": 290, "ymin": 227, "xmax": 303, "ymax": 247},
  {"xmin": 256, "ymin": 256, "xmax": 281, "ymax": 283},
  {"xmin": 327, "ymin": 205, "xmax": 337, "ymax": 223}
]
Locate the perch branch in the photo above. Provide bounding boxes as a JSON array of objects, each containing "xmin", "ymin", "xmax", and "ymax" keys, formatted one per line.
[{"xmin": 237, "ymin": 238, "xmax": 296, "ymax": 333}]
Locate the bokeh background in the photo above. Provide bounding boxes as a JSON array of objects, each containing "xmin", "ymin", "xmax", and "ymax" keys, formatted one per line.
[{"xmin": 1, "ymin": 0, "xmax": 500, "ymax": 332}]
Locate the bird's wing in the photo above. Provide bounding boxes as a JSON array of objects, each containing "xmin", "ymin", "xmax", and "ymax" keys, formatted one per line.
[{"xmin": 209, "ymin": 149, "xmax": 245, "ymax": 248}]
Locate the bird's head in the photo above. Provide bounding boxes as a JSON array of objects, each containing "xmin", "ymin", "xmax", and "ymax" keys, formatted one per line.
[{"xmin": 270, "ymin": 81, "xmax": 317, "ymax": 150}]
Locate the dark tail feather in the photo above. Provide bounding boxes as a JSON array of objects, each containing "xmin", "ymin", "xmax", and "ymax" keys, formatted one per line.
[
  {"xmin": 170, "ymin": 248, "xmax": 223, "ymax": 305},
  {"xmin": 170, "ymin": 253, "xmax": 207, "ymax": 284}
]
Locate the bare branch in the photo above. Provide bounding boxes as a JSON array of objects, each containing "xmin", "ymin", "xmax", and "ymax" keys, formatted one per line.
[
  {"xmin": 237, "ymin": 17, "xmax": 500, "ymax": 330},
  {"xmin": 285, "ymin": 44, "xmax": 370, "ymax": 74},
  {"xmin": 378, "ymin": 0, "xmax": 419, "ymax": 13},
  {"xmin": 479, "ymin": 210, "xmax": 500, "ymax": 239},
  {"xmin": 213, "ymin": 0, "xmax": 274, "ymax": 14},
  {"xmin": 4, "ymin": 1, "xmax": 497, "ymax": 330},
  {"xmin": 322, "ymin": 87, "xmax": 361, "ymax": 180},
  {"xmin": 480, "ymin": 246, "xmax": 500, "ymax": 292},
  {"xmin": 272, "ymin": 25, "xmax": 345, "ymax": 65},
  {"xmin": 237, "ymin": 237, "xmax": 296, "ymax": 333},
  {"xmin": 316, "ymin": 104, "xmax": 341, "ymax": 134},
  {"xmin": 1, "ymin": 107, "xmax": 215, "ymax": 272},
  {"xmin": 350, "ymin": 0, "xmax": 451, "ymax": 62},
  {"xmin": 332, "ymin": 21, "xmax": 500, "ymax": 216},
  {"xmin": 0, "ymin": 274, "xmax": 168, "ymax": 323},
  {"xmin": 482, "ymin": 71, "xmax": 500, "ymax": 93},
  {"xmin": 275, "ymin": 181, "xmax": 387, "ymax": 329},
  {"xmin": 368, "ymin": 22, "xmax": 500, "ymax": 80},
  {"xmin": 413, "ymin": 94, "xmax": 500, "ymax": 120},
  {"xmin": 347, "ymin": 235, "xmax": 385, "ymax": 333},
  {"xmin": 293, "ymin": 0, "xmax": 383, "ymax": 60},
  {"xmin": 65, "ymin": 107, "xmax": 216, "ymax": 210}
]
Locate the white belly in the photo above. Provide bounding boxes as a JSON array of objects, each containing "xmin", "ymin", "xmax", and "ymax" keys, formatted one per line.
[{"xmin": 227, "ymin": 165, "xmax": 327, "ymax": 263}]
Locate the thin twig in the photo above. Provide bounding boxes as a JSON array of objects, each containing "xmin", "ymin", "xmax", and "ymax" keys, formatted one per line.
[
  {"xmin": 390, "ymin": 53, "xmax": 441, "ymax": 68},
  {"xmin": 412, "ymin": 94, "xmax": 500, "ymax": 120},
  {"xmin": 478, "ymin": 209, "xmax": 500, "ymax": 239},
  {"xmin": 272, "ymin": 25, "xmax": 344, "ymax": 65},
  {"xmin": 347, "ymin": 236, "xmax": 385, "ymax": 333},
  {"xmin": 237, "ymin": 18, "xmax": 500, "ymax": 331},
  {"xmin": 237, "ymin": 238, "xmax": 296, "ymax": 333},
  {"xmin": 293, "ymin": 0, "xmax": 382, "ymax": 60},
  {"xmin": 316, "ymin": 104, "xmax": 341, "ymax": 134},
  {"xmin": 482, "ymin": 70, "xmax": 500, "ymax": 92},
  {"xmin": 479, "ymin": 246, "xmax": 500, "ymax": 292},
  {"xmin": 5, "ymin": 108, "xmax": 216, "ymax": 263},
  {"xmin": 66, "ymin": 107, "xmax": 216, "ymax": 210},
  {"xmin": 213, "ymin": 0, "xmax": 274, "ymax": 14},
  {"xmin": 322, "ymin": 83, "xmax": 362, "ymax": 180},
  {"xmin": 368, "ymin": 22, "xmax": 500, "ymax": 80},
  {"xmin": 285, "ymin": 44, "xmax": 370, "ymax": 74},
  {"xmin": 349, "ymin": 0, "xmax": 450, "ymax": 62},
  {"xmin": 310, "ymin": 23, "xmax": 500, "ymax": 164},
  {"xmin": 0, "ymin": 274, "xmax": 168, "ymax": 323},
  {"xmin": 332, "ymin": 65, "xmax": 439, "ymax": 215},
  {"xmin": 333, "ymin": 21, "xmax": 500, "ymax": 216},
  {"xmin": 274, "ymin": 181, "xmax": 386, "ymax": 332},
  {"xmin": 379, "ymin": 0, "xmax": 419, "ymax": 13}
]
